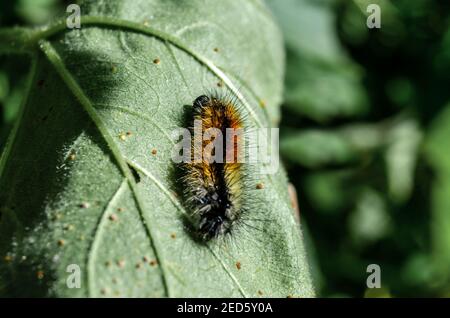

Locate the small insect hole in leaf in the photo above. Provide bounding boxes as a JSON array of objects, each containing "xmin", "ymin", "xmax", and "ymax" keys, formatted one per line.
[{"xmin": 79, "ymin": 202, "xmax": 90, "ymax": 209}]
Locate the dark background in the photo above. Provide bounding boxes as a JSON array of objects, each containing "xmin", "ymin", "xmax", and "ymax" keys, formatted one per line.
[{"xmin": 1, "ymin": 0, "xmax": 449, "ymax": 297}]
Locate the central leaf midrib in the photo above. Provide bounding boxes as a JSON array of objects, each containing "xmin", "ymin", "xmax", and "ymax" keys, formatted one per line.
[{"xmin": 39, "ymin": 40, "xmax": 172, "ymax": 297}]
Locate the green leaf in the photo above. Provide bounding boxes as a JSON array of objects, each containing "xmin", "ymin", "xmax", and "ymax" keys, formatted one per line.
[
  {"xmin": 267, "ymin": 0, "xmax": 368, "ymax": 122},
  {"xmin": 280, "ymin": 130, "xmax": 358, "ymax": 168},
  {"xmin": 283, "ymin": 57, "xmax": 368, "ymax": 122},
  {"xmin": 0, "ymin": 0, "xmax": 314, "ymax": 297},
  {"xmin": 425, "ymin": 103, "xmax": 450, "ymax": 285},
  {"xmin": 266, "ymin": 0, "xmax": 346, "ymax": 63},
  {"xmin": 348, "ymin": 188, "xmax": 392, "ymax": 245},
  {"xmin": 385, "ymin": 119, "xmax": 422, "ymax": 203},
  {"xmin": 16, "ymin": 0, "xmax": 63, "ymax": 26}
]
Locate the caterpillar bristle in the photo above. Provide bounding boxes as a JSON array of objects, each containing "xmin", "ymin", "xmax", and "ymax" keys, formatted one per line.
[{"xmin": 181, "ymin": 94, "xmax": 245, "ymax": 241}]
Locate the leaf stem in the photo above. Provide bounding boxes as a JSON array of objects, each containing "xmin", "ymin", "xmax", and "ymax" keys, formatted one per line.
[
  {"xmin": 0, "ymin": 55, "xmax": 38, "ymax": 178},
  {"xmin": 0, "ymin": 27, "xmax": 38, "ymax": 55}
]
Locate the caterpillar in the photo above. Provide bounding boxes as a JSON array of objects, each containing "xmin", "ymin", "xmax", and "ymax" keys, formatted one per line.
[{"xmin": 182, "ymin": 94, "xmax": 245, "ymax": 241}]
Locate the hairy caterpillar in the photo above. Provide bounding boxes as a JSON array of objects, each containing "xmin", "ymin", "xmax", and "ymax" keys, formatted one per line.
[{"xmin": 182, "ymin": 94, "xmax": 245, "ymax": 240}]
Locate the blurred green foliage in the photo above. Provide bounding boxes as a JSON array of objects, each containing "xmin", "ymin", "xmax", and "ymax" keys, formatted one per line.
[
  {"xmin": 1, "ymin": 0, "xmax": 449, "ymax": 297},
  {"xmin": 0, "ymin": 0, "xmax": 69, "ymax": 149},
  {"xmin": 268, "ymin": 0, "xmax": 450, "ymax": 297}
]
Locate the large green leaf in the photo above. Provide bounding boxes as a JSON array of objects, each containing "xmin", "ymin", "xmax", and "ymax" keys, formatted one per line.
[{"xmin": 0, "ymin": 0, "xmax": 314, "ymax": 297}]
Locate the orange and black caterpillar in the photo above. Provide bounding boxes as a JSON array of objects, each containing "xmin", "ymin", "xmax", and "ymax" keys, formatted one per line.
[{"xmin": 182, "ymin": 95, "xmax": 244, "ymax": 240}]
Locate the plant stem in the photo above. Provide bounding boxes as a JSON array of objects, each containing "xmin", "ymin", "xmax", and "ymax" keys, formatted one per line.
[{"xmin": 0, "ymin": 27, "xmax": 38, "ymax": 55}]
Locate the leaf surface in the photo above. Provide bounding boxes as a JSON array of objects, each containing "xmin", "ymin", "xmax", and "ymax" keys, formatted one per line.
[{"xmin": 0, "ymin": 0, "xmax": 314, "ymax": 297}]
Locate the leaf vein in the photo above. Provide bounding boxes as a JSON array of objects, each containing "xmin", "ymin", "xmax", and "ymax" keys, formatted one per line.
[
  {"xmin": 87, "ymin": 179, "xmax": 127, "ymax": 297},
  {"xmin": 31, "ymin": 16, "xmax": 264, "ymax": 127},
  {"xmin": 39, "ymin": 40, "xmax": 172, "ymax": 297}
]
